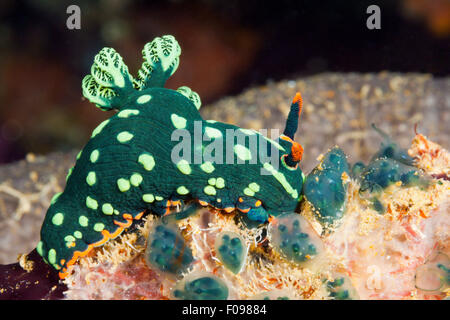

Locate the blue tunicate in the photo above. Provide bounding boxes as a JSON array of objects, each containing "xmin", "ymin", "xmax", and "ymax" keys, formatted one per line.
[
  {"xmin": 173, "ymin": 273, "xmax": 229, "ymax": 300},
  {"xmin": 351, "ymin": 161, "xmax": 366, "ymax": 179},
  {"xmin": 364, "ymin": 124, "xmax": 425, "ymax": 186},
  {"xmin": 370, "ymin": 124, "xmax": 415, "ymax": 166},
  {"xmin": 303, "ymin": 147, "xmax": 350, "ymax": 229},
  {"xmin": 269, "ymin": 213, "xmax": 324, "ymax": 270},
  {"xmin": 358, "ymin": 158, "xmax": 429, "ymax": 213},
  {"xmin": 371, "ymin": 197, "xmax": 385, "ymax": 214},
  {"xmin": 359, "ymin": 158, "xmax": 421, "ymax": 192},
  {"xmin": 144, "ymin": 222, "xmax": 194, "ymax": 275},
  {"xmin": 319, "ymin": 146, "xmax": 350, "ymax": 173},
  {"xmin": 324, "ymin": 273, "xmax": 359, "ymax": 300},
  {"xmin": 354, "ymin": 125, "xmax": 430, "ymax": 214},
  {"xmin": 215, "ymin": 231, "xmax": 247, "ymax": 274}
]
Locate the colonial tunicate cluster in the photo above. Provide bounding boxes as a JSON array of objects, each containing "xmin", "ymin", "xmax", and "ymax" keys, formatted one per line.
[
  {"xmin": 144, "ymin": 223, "xmax": 194, "ymax": 275},
  {"xmin": 323, "ymin": 273, "xmax": 359, "ymax": 300},
  {"xmin": 215, "ymin": 231, "xmax": 247, "ymax": 274},
  {"xmin": 353, "ymin": 125, "xmax": 430, "ymax": 214},
  {"xmin": 303, "ymin": 147, "xmax": 350, "ymax": 230},
  {"xmin": 173, "ymin": 273, "xmax": 229, "ymax": 300},
  {"xmin": 268, "ymin": 213, "xmax": 324, "ymax": 270}
]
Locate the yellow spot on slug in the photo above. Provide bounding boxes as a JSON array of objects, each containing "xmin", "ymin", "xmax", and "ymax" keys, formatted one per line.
[
  {"xmin": 171, "ymin": 114, "xmax": 187, "ymax": 129},
  {"xmin": 79, "ymin": 215, "xmax": 89, "ymax": 227},
  {"xmin": 86, "ymin": 196, "xmax": 98, "ymax": 210},
  {"xmin": 94, "ymin": 223, "xmax": 105, "ymax": 232},
  {"xmin": 263, "ymin": 163, "xmax": 298, "ymax": 199},
  {"xmin": 90, "ymin": 150, "xmax": 100, "ymax": 163},
  {"xmin": 48, "ymin": 249, "xmax": 56, "ymax": 264},
  {"xmin": 177, "ymin": 186, "xmax": 189, "ymax": 195},
  {"xmin": 249, "ymin": 182, "xmax": 260, "ymax": 192},
  {"xmin": 117, "ymin": 131, "xmax": 134, "ymax": 143},
  {"xmin": 86, "ymin": 171, "xmax": 97, "ymax": 186},
  {"xmin": 204, "ymin": 185, "xmax": 216, "ymax": 196},
  {"xmin": 130, "ymin": 173, "xmax": 143, "ymax": 187},
  {"xmin": 216, "ymin": 177, "xmax": 225, "ymax": 189},
  {"xmin": 118, "ymin": 109, "xmax": 140, "ymax": 118},
  {"xmin": 176, "ymin": 159, "xmax": 192, "ymax": 175},
  {"xmin": 64, "ymin": 235, "xmax": 75, "ymax": 242},
  {"xmin": 138, "ymin": 153, "xmax": 155, "ymax": 171},
  {"xmin": 91, "ymin": 119, "xmax": 110, "ymax": 138},
  {"xmin": 137, "ymin": 95, "xmax": 152, "ymax": 104},
  {"xmin": 36, "ymin": 241, "xmax": 43, "ymax": 256},
  {"xmin": 239, "ymin": 128, "xmax": 257, "ymax": 135},
  {"xmin": 234, "ymin": 144, "xmax": 252, "ymax": 161},
  {"xmin": 117, "ymin": 178, "xmax": 131, "ymax": 192},
  {"xmin": 102, "ymin": 203, "xmax": 114, "ymax": 215},
  {"xmin": 244, "ymin": 188, "xmax": 255, "ymax": 197},
  {"xmin": 52, "ymin": 213, "xmax": 64, "ymax": 226},
  {"xmin": 142, "ymin": 194, "xmax": 155, "ymax": 203},
  {"xmin": 205, "ymin": 127, "xmax": 222, "ymax": 139},
  {"xmin": 66, "ymin": 167, "xmax": 73, "ymax": 181},
  {"xmin": 200, "ymin": 161, "xmax": 215, "ymax": 173}
]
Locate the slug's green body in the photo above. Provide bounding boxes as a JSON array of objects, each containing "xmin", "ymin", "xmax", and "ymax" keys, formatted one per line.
[{"xmin": 37, "ymin": 35, "xmax": 306, "ymax": 278}]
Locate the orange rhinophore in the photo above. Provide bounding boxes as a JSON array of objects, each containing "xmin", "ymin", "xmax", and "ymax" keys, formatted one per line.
[{"xmin": 292, "ymin": 92, "xmax": 303, "ymax": 116}]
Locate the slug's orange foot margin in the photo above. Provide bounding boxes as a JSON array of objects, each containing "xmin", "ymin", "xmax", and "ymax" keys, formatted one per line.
[{"xmin": 58, "ymin": 211, "xmax": 146, "ymax": 279}]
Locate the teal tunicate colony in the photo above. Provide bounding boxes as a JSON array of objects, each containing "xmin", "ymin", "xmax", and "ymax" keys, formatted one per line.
[
  {"xmin": 324, "ymin": 273, "xmax": 359, "ymax": 300},
  {"xmin": 303, "ymin": 147, "xmax": 350, "ymax": 230},
  {"xmin": 173, "ymin": 273, "xmax": 229, "ymax": 300},
  {"xmin": 353, "ymin": 124, "xmax": 429, "ymax": 214},
  {"xmin": 215, "ymin": 231, "xmax": 247, "ymax": 274},
  {"xmin": 145, "ymin": 223, "xmax": 194, "ymax": 275},
  {"xmin": 269, "ymin": 213, "xmax": 324, "ymax": 269},
  {"xmin": 303, "ymin": 124, "xmax": 430, "ymax": 230},
  {"xmin": 37, "ymin": 35, "xmax": 307, "ymax": 279}
]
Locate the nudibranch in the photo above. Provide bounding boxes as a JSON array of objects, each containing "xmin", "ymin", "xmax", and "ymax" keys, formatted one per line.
[{"xmin": 37, "ymin": 35, "xmax": 306, "ymax": 278}]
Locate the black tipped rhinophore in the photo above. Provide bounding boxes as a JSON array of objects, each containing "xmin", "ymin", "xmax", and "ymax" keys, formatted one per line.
[{"xmin": 283, "ymin": 92, "xmax": 303, "ymax": 140}]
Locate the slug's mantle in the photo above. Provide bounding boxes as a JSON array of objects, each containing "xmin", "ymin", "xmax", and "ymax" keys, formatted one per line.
[{"xmin": 36, "ymin": 35, "xmax": 306, "ymax": 279}]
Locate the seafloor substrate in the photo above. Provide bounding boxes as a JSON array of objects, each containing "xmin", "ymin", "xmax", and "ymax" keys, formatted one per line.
[{"xmin": 59, "ymin": 133, "xmax": 449, "ymax": 300}]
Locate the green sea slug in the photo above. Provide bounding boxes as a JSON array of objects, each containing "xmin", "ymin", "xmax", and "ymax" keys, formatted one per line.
[{"xmin": 37, "ymin": 35, "xmax": 306, "ymax": 278}]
